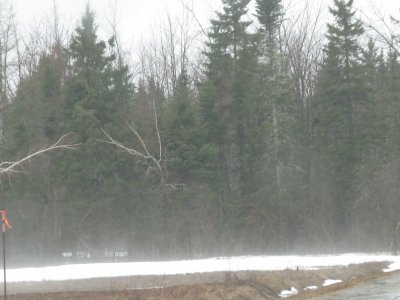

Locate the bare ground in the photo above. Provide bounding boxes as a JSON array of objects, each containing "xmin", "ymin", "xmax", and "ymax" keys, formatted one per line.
[{"xmin": 0, "ymin": 262, "xmax": 396, "ymax": 299}]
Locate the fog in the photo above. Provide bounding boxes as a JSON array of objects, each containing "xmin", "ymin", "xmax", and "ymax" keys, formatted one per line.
[{"xmin": 0, "ymin": 0, "xmax": 399, "ymax": 268}]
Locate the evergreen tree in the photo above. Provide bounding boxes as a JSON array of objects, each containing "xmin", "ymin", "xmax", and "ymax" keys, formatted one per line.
[
  {"xmin": 163, "ymin": 70, "xmax": 215, "ymax": 183},
  {"xmin": 60, "ymin": 6, "xmax": 134, "ymax": 252},
  {"xmin": 201, "ymin": 0, "xmax": 255, "ymax": 190},
  {"xmin": 4, "ymin": 52, "xmax": 67, "ymax": 262},
  {"xmin": 315, "ymin": 0, "xmax": 367, "ymax": 241},
  {"xmin": 384, "ymin": 51, "xmax": 400, "ymax": 155},
  {"xmin": 360, "ymin": 39, "xmax": 386, "ymax": 152},
  {"xmin": 255, "ymin": 0, "xmax": 284, "ymax": 64},
  {"xmin": 200, "ymin": 0, "xmax": 261, "ymax": 251},
  {"xmin": 255, "ymin": 0, "xmax": 286, "ymax": 193},
  {"xmin": 255, "ymin": 0, "xmax": 303, "ymax": 250}
]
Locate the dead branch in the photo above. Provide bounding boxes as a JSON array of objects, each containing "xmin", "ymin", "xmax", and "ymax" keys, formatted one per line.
[
  {"xmin": 180, "ymin": 0, "xmax": 210, "ymax": 43},
  {"xmin": 361, "ymin": 6, "xmax": 400, "ymax": 56},
  {"xmin": 99, "ymin": 97, "xmax": 165, "ymax": 185},
  {"xmin": 0, "ymin": 133, "xmax": 79, "ymax": 176}
]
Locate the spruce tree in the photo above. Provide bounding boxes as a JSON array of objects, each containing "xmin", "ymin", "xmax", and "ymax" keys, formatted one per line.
[
  {"xmin": 255, "ymin": 0, "xmax": 289, "ymax": 193},
  {"xmin": 61, "ymin": 6, "xmax": 134, "ymax": 251},
  {"xmin": 200, "ymin": 0, "xmax": 261, "ymax": 250},
  {"xmin": 163, "ymin": 70, "xmax": 214, "ymax": 183},
  {"xmin": 3, "ymin": 47, "xmax": 69, "ymax": 262},
  {"xmin": 255, "ymin": 0, "xmax": 304, "ymax": 249},
  {"xmin": 315, "ymin": 0, "xmax": 367, "ymax": 241},
  {"xmin": 255, "ymin": 0, "xmax": 284, "ymax": 63},
  {"xmin": 201, "ymin": 0, "xmax": 255, "ymax": 190}
]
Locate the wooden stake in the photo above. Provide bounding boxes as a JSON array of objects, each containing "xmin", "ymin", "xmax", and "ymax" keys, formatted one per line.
[{"xmin": 2, "ymin": 221, "xmax": 6, "ymax": 300}]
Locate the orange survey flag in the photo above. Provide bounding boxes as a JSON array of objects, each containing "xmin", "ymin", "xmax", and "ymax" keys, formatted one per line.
[{"xmin": 0, "ymin": 211, "xmax": 11, "ymax": 229}]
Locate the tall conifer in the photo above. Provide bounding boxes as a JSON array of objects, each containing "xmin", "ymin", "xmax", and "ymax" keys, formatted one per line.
[{"xmin": 316, "ymin": 0, "xmax": 367, "ymax": 241}]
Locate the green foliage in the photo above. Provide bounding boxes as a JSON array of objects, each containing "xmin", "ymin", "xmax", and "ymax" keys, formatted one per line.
[
  {"xmin": 255, "ymin": 0, "xmax": 283, "ymax": 59},
  {"xmin": 60, "ymin": 6, "xmax": 134, "ymax": 201},
  {"xmin": 162, "ymin": 71, "xmax": 216, "ymax": 183},
  {"xmin": 4, "ymin": 0, "xmax": 400, "ymax": 262},
  {"xmin": 315, "ymin": 0, "xmax": 379, "ymax": 239},
  {"xmin": 256, "ymin": 0, "xmax": 283, "ymax": 34}
]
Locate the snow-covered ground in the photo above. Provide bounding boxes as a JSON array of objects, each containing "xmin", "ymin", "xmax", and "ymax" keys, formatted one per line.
[
  {"xmin": 322, "ymin": 279, "xmax": 343, "ymax": 286},
  {"xmin": 279, "ymin": 287, "xmax": 298, "ymax": 298},
  {"xmin": 1, "ymin": 253, "xmax": 400, "ymax": 283}
]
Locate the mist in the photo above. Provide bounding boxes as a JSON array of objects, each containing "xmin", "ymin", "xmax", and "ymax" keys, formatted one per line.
[{"xmin": 0, "ymin": 0, "xmax": 399, "ymax": 270}]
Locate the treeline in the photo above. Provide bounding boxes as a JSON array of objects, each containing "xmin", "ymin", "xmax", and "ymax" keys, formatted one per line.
[{"xmin": 1, "ymin": 0, "xmax": 400, "ymax": 266}]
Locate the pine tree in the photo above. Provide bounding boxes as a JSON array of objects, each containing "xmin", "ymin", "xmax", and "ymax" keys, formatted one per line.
[
  {"xmin": 385, "ymin": 51, "xmax": 400, "ymax": 153},
  {"xmin": 60, "ymin": 6, "xmax": 134, "ymax": 251},
  {"xmin": 255, "ymin": 0, "xmax": 284, "ymax": 64},
  {"xmin": 163, "ymin": 70, "xmax": 214, "ymax": 183},
  {"xmin": 255, "ymin": 0, "xmax": 286, "ymax": 193},
  {"xmin": 3, "ymin": 48, "xmax": 68, "ymax": 262},
  {"xmin": 200, "ymin": 0, "xmax": 262, "ymax": 250},
  {"xmin": 315, "ymin": 0, "xmax": 367, "ymax": 241},
  {"xmin": 255, "ymin": 0, "xmax": 305, "ymax": 249},
  {"xmin": 207, "ymin": 0, "xmax": 252, "ymax": 61},
  {"xmin": 201, "ymin": 0, "xmax": 255, "ymax": 190}
]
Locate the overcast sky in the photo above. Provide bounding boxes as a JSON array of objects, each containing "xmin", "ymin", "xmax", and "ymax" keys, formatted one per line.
[{"xmin": 12, "ymin": 0, "xmax": 400, "ymax": 47}]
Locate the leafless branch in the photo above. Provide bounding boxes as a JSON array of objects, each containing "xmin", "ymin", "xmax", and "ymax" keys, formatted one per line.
[
  {"xmin": 99, "ymin": 97, "xmax": 165, "ymax": 184},
  {"xmin": 0, "ymin": 133, "xmax": 79, "ymax": 176},
  {"xmin": 180, "ymin": 0, "xmax": 210, "ymax": 42},
  {"xmin": 361, "ymin": 6, "xmax": 400, "ymax": 56},
  {"xmin": 79, "ymin": 207, "xmax": 93, "ymax": 233}
]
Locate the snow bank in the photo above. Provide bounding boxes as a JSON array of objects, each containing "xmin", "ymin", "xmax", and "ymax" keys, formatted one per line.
[
  {"xmin": 383, "ymin": 261, "xmax": 400, "ymax": 273},
  {"xmin": 279, "ymin": 287, "xmax": 298, "ymax": 298},
  {"xmin": 1, "ymin": 253, "xmax": 399, "ymax": 283},
  {"xmin": 304, "ymin": 285, "xmax": 318, "ymax": 290},
  {"xmin": 323, "ymin": 279, "xmax": 343, "ymax": 286}
]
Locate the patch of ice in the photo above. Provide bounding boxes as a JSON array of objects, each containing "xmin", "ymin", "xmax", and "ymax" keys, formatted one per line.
[
  {"xmin": 304, "ymin": 285, "xmax": 318, "ymax": 290},
  {"xmin": 323, "ymin": 279, "xmax": 343, "ymax": 286},
  {"xmin": 279, "ymin": 287, "xmax": 298, "ymax": 298}
]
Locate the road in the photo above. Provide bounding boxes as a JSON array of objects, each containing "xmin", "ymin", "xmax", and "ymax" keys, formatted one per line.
[{"xmin": 314, "ymin": 273, "xmax": 400, "ymax": 299}]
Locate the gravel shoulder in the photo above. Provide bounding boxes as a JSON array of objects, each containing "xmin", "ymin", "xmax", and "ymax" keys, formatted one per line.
[{"xmin": 0, "ymin": 261, "xmax": 396, "ymax": 299}]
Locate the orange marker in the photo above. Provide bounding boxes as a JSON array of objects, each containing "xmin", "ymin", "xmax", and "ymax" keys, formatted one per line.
[{"xmin": 0, "ymin": 211, "xmax": 11, "ymax": 230}]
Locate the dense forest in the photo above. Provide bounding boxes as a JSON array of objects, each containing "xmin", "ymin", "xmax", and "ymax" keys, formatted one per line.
[{"xmin": 1, "ymin": 0, "xmax": 400, "ymax": 266}]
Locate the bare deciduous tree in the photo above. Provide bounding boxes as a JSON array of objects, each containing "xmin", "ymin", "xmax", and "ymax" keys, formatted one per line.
[
  {"xmin": 282, "ymin": 0, "xmax": 323, "ymax": 136},
  {"xmin": 0, "ymin": 0, "xmax": 19, "ymax": 107},
  {"xmin": 136, "ymin": 5, "xmax": 202, "ymax": 98},
  {"xmin": 280, "ymin": 0, "xmax": 328, "ymax": 245},
  {"xmin": 361, "ymin": 5, "xmax": 400, "ymax": 55}
]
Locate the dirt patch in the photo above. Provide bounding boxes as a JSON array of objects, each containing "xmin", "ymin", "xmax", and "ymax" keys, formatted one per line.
[{"xmin": 0, "ymin": 262, "xmax": 395, "ymax": 299}]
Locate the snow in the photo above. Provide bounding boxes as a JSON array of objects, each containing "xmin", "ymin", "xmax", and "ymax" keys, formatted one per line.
[
  {"xmin": 323, "ymin": 279, "xmax": 343, "ymax": 286},
  {"xmin": 383, "ymin": 261, "xmax": 400, "ymax": 273},
  {"xmin": 304, "ymin": 285, "xmax": 318, "ymax": 290},
  {"xmin": 279, "ymin": 287, "xmax": 298, "ymax": 298},
  {"xmin": 1, "ymin": 253, "xmax": 399, "ymax": 283}
]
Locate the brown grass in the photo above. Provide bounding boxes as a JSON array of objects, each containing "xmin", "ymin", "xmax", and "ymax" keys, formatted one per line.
[{"xmin": 0, "ymin": 262, "xmax": 395, "ymax": 300}]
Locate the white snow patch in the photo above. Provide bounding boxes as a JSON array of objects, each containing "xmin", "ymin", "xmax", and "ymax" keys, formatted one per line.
[
  {"xmin": 383, "ymin": 261, "xmax": 400, "ymax": 273},
  {"xmin": 0, "ymin": 253, "xmax": 399, "ymax": 283},
  {"xmin": 304, "ymin": 285, "xmax": 318, "ymax": 290},
  {"xmin": 279, "ymin": 287, "xmax": 298, "ymax": 298},
  {"xmin": 323, "ymin": 279, "xmax": 343, "ymax": 286}
]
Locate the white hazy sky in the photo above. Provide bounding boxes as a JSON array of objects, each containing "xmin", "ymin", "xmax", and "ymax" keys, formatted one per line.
[{"xmin": 12, "ymin": 0, "xmax": 400, "ymax": 46}]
